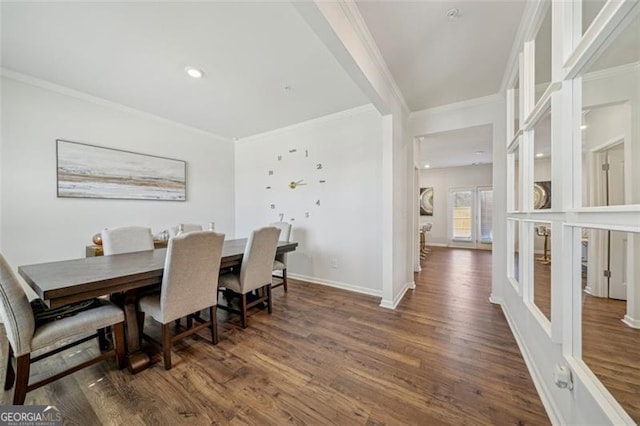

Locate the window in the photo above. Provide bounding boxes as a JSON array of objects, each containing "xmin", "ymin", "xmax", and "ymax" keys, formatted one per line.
[
  {"xmin": 478, "ymin": 188, "xmax": 493, "ymax": 243},
  {"xmin": 448, "ymin": 187, "xmax": 493, "ymax": 245},
  {"xmin": 451, "ymin": 190, "xmax": 473, "ymax": 241}
]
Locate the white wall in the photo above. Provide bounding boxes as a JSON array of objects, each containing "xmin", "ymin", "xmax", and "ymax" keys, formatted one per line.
[
  {"xmin": 234, "ymin": 105, "xmax": 383, "ymax": 295},
  {"xmin": 1, "ymin": 76, "xmax": 235, "ymax": 272},
  {"xmin": 419, "ymin": 164, "xmax": 493, "ymax": 246}
]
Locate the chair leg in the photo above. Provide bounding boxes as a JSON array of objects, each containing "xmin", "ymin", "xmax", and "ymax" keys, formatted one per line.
[
  {"xmin": 162, "ymin": 323, "xmax": 172, "ymax": 370},
  {"xmin": 240, "ymin": 293, "xmax": 248, "ymax": 329},
  {"xmin": 282, "ymin": 268, "xmax": 288, "ymax": 293},
  {"xmin": 97, "ymin": 328, "xmax": 109, "ymax": 351},
  {"xmin": 12, "ymin": 354, "xmax": 30, "ymax": 405},
  {"xmin": 4, "ymin": 346, "xmax": 15, "ymax": 391},
  {"xmin": 186, "ymin": 315, "xmax": 193, "ymax": 329},
  {"xmin": 266, "ymin": 284, "xmax": 273, "ymax": 314},
  {"xmin": 209, "ymin": 306, "xmax": 218, "ymax": 345},
  {"xmin": 112, "ymin": 322, "xmax": 126, "ymax": 370},
  {"xmin": 174, "ymin": 319, "xmax": 181, "ymax": 330}
]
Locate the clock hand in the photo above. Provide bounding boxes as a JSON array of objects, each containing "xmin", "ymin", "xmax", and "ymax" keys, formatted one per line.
[{"xmin": 289, "ymin": 179, "xmax": 307, "ymax": 189}]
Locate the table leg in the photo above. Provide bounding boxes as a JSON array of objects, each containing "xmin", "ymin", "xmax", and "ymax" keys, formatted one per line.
[{"xmin": 121, "ymin": 290, "xmax": 150, "ymax": 374}]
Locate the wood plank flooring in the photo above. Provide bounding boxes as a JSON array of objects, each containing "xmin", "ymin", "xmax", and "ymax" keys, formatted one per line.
[
  {"xmin": 531, "ymin": 254, "xmax": 640, "ymax": 422},
  {"xmin": 0, "ymin": 247, "xmax": 549, "ymax": 424}
]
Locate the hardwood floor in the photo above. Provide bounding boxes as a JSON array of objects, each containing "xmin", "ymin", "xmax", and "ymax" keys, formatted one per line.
[
  {"xmin": 582, "ymin": 293, "xmax": 640, "ymax": 423},
  {"xmin": 531, "ymin": 254, "xmax": 640, "ymax": 422},
  {"xmin": 0, "ymin": 247, "xmax": 548, "ymax": 424}
]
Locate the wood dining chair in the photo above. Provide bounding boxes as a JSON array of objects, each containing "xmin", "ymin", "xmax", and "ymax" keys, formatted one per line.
[
  {"xmin": 137, "ymin": 231, "xmax": 224, "ymax": 370},
  {"xmin": 101, "ymin": 226, "xmax": 154, "ymax": 256},
  {"xmin": 269, "ymin": 221, "xmax": 292, "ymax": 292},
  {"xmin": 0, "ymin": 254, "xmax": 125, "ymax": 405},
  {"xmin": 218, "ymin": 226, "xmax": 280, "ymax": 328}
]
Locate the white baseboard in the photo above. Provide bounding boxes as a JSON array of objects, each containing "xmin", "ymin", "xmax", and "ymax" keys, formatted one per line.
[
  {"xmin": 622, "ymin": 315, "xmax": 640, "ymax": 329},
  {"xmin": 426, "ymin": 243, "xmax": 447, "ymax": 247},
  {"xmin": 500, "ymin": 303, "xmax": 562, "ymax": 425},
  {"xmin": 288, "ymin": 273, "xmax": 382, "ymax": 297},
  {"xmin": 379, "ymin": 281, "xmax": 413, "ymax": 310},
  {"xmin": 489, "ymin": 295, "xmax": 503, "ymax": 305}
]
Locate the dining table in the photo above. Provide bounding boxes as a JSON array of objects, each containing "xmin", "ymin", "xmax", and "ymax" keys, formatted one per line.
[{"xmin": 18, "ymin": 238, "xmax": 298, "ymax": 373}]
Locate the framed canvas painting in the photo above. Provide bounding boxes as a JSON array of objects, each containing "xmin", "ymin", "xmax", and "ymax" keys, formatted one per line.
[
  {"xmin": 420, "ymin": 187, "xmax": 433, "ymax": 216},
  {"xmin": 56, "ymin": 140, "xmax": 186, "ymax": 201}
]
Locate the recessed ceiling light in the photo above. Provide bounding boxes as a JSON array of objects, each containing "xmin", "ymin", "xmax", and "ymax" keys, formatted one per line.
[
  {"xmin": 536, "ymin": 153, "xmax": 544, "ymax": 157},
  {"xmin": 581, "ymin": 125, "xmax": 587, "ymax": 130},
  {"xmin": 424, "ymin": 164, "xmax": 430, "ymax": 169},
  {"xmin": 185, "ymin": 67, "xmax": 204, "ymax": 79},
  {"xmin": 475, "ymin": 150, "xmax": 484, "ymax": 155}
]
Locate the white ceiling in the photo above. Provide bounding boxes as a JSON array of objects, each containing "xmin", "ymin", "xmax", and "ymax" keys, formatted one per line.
[
  {"xmin": 1, "ymin": 2, "xmax": 369, "ymax": 138},
  {"xmin": 356, "ymin": 0, "xmax": 526, "ymax": 111},
  {"xmin": 419, "ymin": 124, "xmax": 493, "ymax": 169}
]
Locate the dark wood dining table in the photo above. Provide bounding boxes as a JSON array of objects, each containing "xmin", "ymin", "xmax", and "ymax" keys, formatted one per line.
[{"xmin": 18, "ymin": 239, "xmax": 298, "ymax": 373}]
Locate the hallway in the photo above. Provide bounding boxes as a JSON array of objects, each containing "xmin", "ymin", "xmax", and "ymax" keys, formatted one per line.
[{"xmin": 408, "ymin": 247, "xmax": 548, "ymax": 424}]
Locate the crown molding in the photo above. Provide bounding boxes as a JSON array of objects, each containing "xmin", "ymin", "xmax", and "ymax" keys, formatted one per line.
[
  {"xmin": 237, "ymin": 103, "xmax": 376, "ymax": 143},
  {"xmin": 499, "ymin": 0, "xmax": 541, "ymax": 93},
  {"xmin": 582, "ymin": 61, "xmax": 640, "ymax": 83},
  {"xmin": 1, "ymin": 68, "xmax": 232, "ymax": 143},
  {"xmin": 410, "ymin": 93, "xmax": 504, "ymax": 118},
  {"xmin": 339, "ymin": 1, "xmax": 410, "ymax": 115}
]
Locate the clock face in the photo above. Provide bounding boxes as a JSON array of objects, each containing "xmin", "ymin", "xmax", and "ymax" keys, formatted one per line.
[{"xmin": 265, "ymin": 148, "xmax": 325, "ymax": 222}]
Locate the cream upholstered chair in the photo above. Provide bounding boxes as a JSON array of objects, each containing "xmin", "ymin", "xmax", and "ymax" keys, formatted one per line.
[
  {"xmin": 168, "ymin": 223, "xmax": 203, "ymax": 238},
  {"xmin": 269, "ymin": 221, "xmax": 292, "ymax": 292},
  {"xmin": 101, "ymin": 226, "xmax": 154, "ymax": 255},
  {"xmin": 218, "ymin": 226, "xmax": 280, "ymax": 328},
  {"xmin": 138, "ymin": 231, "xmax": 224, "ymax": 370},
  {"xmin": 0, "ymin": 254, "xmax": 125, "ymax": 405}
]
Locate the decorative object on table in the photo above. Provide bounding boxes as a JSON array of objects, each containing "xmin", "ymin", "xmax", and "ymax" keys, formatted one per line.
[
  {"xmin": 533, "ymin": 181, "xmax": 551, "ymax": 209},
  {"xmin": 92, "ymin": 233, "xmax": 103, "ymax": 245},
  {"xmin": 535, "ymin": 225, "xmax": 551, "ymax": 264},
  {"xmin": 56, "ymin": 139, "xmax": 186, "ymax": 201},
  {"xmin": 265, "ymin": 147, "xmax": 325, "ymax": 222},
  {"xmin": 208, "ymin": 222, "xmax": 215, "ymax": 231},
  {"xmin": 169, "ymin": 223, "xmax": 202, "ymax": 238},
  {"xmin": 154, "ymin": 229, "xmax": 170, "ymax": 243},
  {"xmin": 420, "ymin": 187, "xmax": 434, "ymax": 216}
]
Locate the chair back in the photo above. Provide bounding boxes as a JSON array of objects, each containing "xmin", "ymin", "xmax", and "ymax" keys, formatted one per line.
[
  {"xmin": 160, "ymin": 231, "xmax": 225, "ymax": 323},
  {"xmin": 169, "ymin": 224, "xmax": 203, "ymax": 238},
  {"xmin": 0, "ymin": 255, "xmax": 34, "ymax": 356},
  {"xmin": 269, "ymin": 222, "xmax": 292, "ymax": 242},
  {"xmin": 240, "ymin": 227, "xmax": 280, "ymax": 293},
  {"xmin": 269, "ymin": 221, "xmax": 291, "ymax": 267},
  {"xmin": 102, "ymin": 226, "xmax": 154, "ymax": 255}
]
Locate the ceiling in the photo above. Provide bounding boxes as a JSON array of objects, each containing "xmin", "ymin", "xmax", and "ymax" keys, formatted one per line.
[
  {"xmin": 419, "ymin": 124, "xmax": 493, "ymax": 169},
  {"xmin": 356, "ymin": 0, "xmax": 526, "ymax": 112},
  {"xmin": 1, "ymin": 2, "xmax": 369, "ymax": 139}
]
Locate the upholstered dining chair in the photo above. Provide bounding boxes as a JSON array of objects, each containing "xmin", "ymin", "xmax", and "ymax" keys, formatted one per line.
[
  {"xmin": 0, "ymin": 254, "xmax": 125, "ymax": 405},
  {"xmin": 269, "ymin": 221, "xmax": 292, "ymax": 292},
  {"xmin": 168, "ymin": 223, "xmax": 203, "ymax": 238},
  {"xmin": 137, "ymin": 231, "xmax": 224, "ymax": 370},
  {"xmin": 101, "ymin": 226, "xmax": 154, "ymax": 256},
  {"xmin": 218, "ymin": 226, "xmax": 280, "ymax": 328}
]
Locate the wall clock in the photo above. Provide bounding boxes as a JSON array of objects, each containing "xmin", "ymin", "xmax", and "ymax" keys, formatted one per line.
[{"xmin": 265, "ymin": 148, "xmax": 326, "ymax": 222}]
